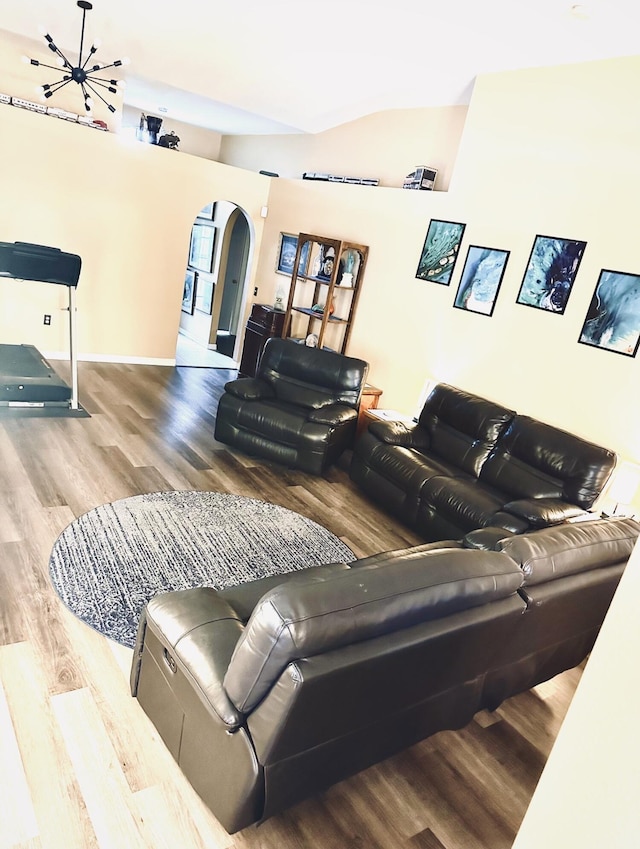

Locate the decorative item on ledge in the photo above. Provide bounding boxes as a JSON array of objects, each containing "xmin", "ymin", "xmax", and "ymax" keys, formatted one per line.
[
  {"xmin": 403, "ymin": 166, "xmax": 438, "ymax": 191},
  {"xmin": 21, "ymin": 1, "xmax": 129, "ymax": 117},
  {"xmin": 136, "ymin": 113, "xmax": 180, "ymax": 149},
  {"xmin": 0, "ymin": 91, "xmax": 108, "ymax": 131},
  {"xmin": 302, "ymin": 172, "xmax": 379, "ymax": 186}
]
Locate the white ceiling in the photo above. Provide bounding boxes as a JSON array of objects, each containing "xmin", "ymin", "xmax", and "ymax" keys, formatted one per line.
[{"xmin": 1, "ymin": 0, "xmax": 638, "ymax": 135}]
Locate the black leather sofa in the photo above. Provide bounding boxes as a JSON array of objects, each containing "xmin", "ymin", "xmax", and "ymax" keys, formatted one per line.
[
  {"xmin": 214, "ymin": 338, "xmax": 368, "ymax": 475},
  {"xmin": 130, "ymin": 516, "xmax": 639, "ymax": 833},
  {"xmin": 350, "ymin": 382, "xmax": 617, "ymax": 542}
]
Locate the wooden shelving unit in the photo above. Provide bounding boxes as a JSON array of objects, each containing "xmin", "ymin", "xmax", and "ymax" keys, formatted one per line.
[{"xmin": 281, "ymin": 233, "xmax": 368, "ymax": 353}]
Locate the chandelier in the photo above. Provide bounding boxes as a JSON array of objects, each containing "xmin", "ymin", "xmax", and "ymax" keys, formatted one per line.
[{"xmin": 23, "ymin": 1, "xmax": 129, "ymax": 115}]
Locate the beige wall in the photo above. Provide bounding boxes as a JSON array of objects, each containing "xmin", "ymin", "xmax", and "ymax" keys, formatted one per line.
[
  {"xmin": 220, "ymin": 106, "xmax": 468, "ymax": 189},
  {"xmin": 2, "ymin": 53, "xmax": 640, "ymax": 496},
  {"xmin": 0, "ymin": 104, "xmax": 270, "ymax": 362},
  {"xmin": 251, "ymin": 56, "xmax": 640, "ymax": 512}
]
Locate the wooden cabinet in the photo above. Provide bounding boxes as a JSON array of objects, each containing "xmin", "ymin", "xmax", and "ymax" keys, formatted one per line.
[
  {"xmin": 239, "ymin": 304, "xmax": 286, "ymax": 377},
  {"xmin": 281, "ymin": 233, "xmax": 368, "ymax": 354}
]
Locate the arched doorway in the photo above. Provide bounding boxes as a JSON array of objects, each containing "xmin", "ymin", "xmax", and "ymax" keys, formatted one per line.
[{"xmin": 176, "ymin": 201, "xmax": 253, "ymax": 367}]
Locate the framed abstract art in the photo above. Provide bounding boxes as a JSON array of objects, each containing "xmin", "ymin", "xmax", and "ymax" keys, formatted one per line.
[
  {"xmin": 416, "ymin": 219, "xmax": 466, "ymax": 285},
  {"xmin": 516, "ymin": 235, "xmax": 586, "ymax": 313},
  {"xmin": 578, "ymin": 269, "xmax": 640, "ymax": 357},
  {"xmin": 453, "ymin": 245, "xmax": 510, "ymax": 316}
]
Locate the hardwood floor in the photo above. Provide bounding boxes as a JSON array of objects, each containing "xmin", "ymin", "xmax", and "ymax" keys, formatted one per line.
[{"xmin": 0, "ymin": 362, "xmax": 581, "ymax": 849}]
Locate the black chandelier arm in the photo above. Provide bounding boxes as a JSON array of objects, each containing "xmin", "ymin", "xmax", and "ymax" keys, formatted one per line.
[
  {"xmin": 28, "ymin": 58, "xmax": 71, "ymax": 74},
  {"xmin": 83, "ymin": 80, "xmax": 116, "ymax": 113},
  {"xmin": 43, "ymin": 36, "xmax": 73, "ymax": 71},
  {"xmin": 81, "ymin": 44, "xmax": 99, "ymax": 71},
  {"xmin": 43, "ymin": 78, "xmax": 74, "ymax": 98},
  {"xmin": 91, "ymin": 59, "xmax": 127, "ymax": 73},
  {"xmin": 85, "ymin": 77, "xmax": 118, "ymax": 95},
  {"xmin": 87, "ymin": 75, "xmax": 121, "ymax": 86}
]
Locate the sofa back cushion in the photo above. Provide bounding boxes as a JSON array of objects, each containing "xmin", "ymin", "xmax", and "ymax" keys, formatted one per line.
[
  {"xmin": 223, "ymin": 548, "xmax": 523, "ymax": 713},
  {"xmin": 480, "ymin": 415, "xmax": 616, "ymax": 508},
  {"xmin": 258, "ymin": 338, "xmax": 368, "ymax": 410},
  {"xmin": 417, "ymin": 384, "xmax": 515, "ymax": 477},
  {"xmin": 497, "ymin": 516, "xmax": 640, "ymax": 586}
]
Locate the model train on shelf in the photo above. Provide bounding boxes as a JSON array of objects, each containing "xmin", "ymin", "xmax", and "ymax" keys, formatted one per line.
[{"xmin": 0, "ymin": 91, "xmax": 108, "ymax": 131}]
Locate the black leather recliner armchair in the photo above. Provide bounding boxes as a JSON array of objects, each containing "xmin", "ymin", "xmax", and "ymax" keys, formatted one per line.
[{"xmin": 214, "ymin": 338, "xmax": 368, "ymax": 474}]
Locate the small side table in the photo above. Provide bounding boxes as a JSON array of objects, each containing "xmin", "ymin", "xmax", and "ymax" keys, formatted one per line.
[{"xmin": 357, "ymin": 384, "xmax": 383, "ymax": 436}]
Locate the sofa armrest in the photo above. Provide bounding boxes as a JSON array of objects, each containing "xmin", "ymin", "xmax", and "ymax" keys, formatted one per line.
[
  {"xmin": 368, "ymin": 419, "xmax": 431, "ymax": 450},
  {"xmin": 502, "ymin": 497, "xmax": 587, "ymax": 528},
  {"xmin": 224, "ymin": 377, "xmax": 275, "ymax": 401},
  {"xmin": 307, "ymin": 404, "xmax": 358, "ymax": 426},
  {"xmin": 463, "ymin": 527, "xmax": 518, "ymax": 550},
  {"xmin": 132, "ymin": 588, "xmax": 246, "ymax": 729}
]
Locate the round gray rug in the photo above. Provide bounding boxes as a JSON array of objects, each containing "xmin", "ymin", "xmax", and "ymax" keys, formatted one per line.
[{"xmin": 49, "ymin": 490, "xmax": 355, "ymax": 648}]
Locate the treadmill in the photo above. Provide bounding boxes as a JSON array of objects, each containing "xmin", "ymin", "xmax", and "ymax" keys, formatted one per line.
[{"xmin": 0, "ymin": 241, "xmax": 81, "ymax": 410}]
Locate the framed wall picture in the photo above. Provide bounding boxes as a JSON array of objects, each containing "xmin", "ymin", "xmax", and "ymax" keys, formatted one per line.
[
  {"xmin": 276, "ymin": 233, "xmax": 311, "ymax": 276},
  {"xmin": 516, "ymin": 235, "xmax": 586, "ymax": 313},
  {"xmin": 416, "ymin": 219, "xmax": 466, "ymax": 285},
  {"xmin": 578, "ymin": 269, "xmax": 640, "ymax": 357},
  {"xmin": 453, "ymin": 245, "xmax": 510, "ymax": 316},
  {"xmin": 181, "ymin": 269, "xmax": 195, "ymax": 314},
  {"xmin": 195, "ymin": 272, "xmax": 214, "ymax": 315},
  {"xmin": 197, "ymin": 202, "xmax": 216, "ymax": 220},
  {"xmin": 188, "ymin": 222, "xmax": 216, "ymax": 273}
]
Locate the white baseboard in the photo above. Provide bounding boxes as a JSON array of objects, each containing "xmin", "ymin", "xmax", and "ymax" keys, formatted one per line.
[{"xmin": 43, "ymin": 351, "xmax": 176, "ymax": 366}]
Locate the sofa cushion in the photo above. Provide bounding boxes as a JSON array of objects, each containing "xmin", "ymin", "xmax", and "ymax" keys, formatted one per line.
[
  {"xmin": 353, "ymin": 430, "xmax": 464, "ymax": 495},
  {"xmin": 480, "ymin": 415, "xmax": 616, "ymax": 508},
  {"xmin": 417, "ymin": 384, "xmax": 515, "ymax": 477},
  {"xmin": 419, "ymin": 475, "xmax": 510, "ymax": 532},
  {"xmin": 259, "ymin": 339, "xmax": 366, "ymax": 410},
  {"xmin": 502, "ymin": 497, "xmax": 586, "ymax": 527},
  {"xmin": 223, "ymin": 549, "xmax": 523, "ymax": 713},
  {"xmin": 497, "ymin": 516, "xmax": 640, "ymax": 586}
]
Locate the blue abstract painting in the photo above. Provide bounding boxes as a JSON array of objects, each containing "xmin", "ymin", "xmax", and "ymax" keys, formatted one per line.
[
  {"xmin": 517, "ymin": 235, "xmax": 586, "ymax": 313},
  {"xmin": 579, "ymin": 269, "xmax": 640, "ymax": 357},
  {"xmin": 416, "ymin": 219, "xmax": 466, "ymax": 285},
  {"xmin": 454, "ymin": 246, "xmax": 510, "ymax": 316}
]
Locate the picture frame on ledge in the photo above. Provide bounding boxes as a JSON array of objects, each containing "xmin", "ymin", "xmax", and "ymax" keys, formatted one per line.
[
  {"xmin": 453, "ymin": 245, "xmax": 510, "ymax": 316},
  {"xmin": 516, "ymin": 234, "xmax": 586, "ymax": 313},
  {"xmin": 181, "ymin": 269, "xmax": 195, "ymax": 314},
  {"xmin": 578, "ymin": 269, "xmax": 640, "ymax": 357},
  {"xmin": 416, "ymin": 219, "xmax": 466, "ymax": 285},
  {"xmin": 276, "ymin": 233, "xmax": 311, "ymax": 276}
]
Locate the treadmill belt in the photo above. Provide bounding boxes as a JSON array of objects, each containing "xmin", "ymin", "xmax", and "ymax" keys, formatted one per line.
[{"xmin": 0, "ymin": 343, "xmax": 72, "ymax": 403}]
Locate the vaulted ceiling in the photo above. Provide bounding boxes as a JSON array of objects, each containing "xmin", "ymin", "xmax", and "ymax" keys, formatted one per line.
[{"xmin": 1, "ymin": 1, "xmax": 637, "ymax": 135}]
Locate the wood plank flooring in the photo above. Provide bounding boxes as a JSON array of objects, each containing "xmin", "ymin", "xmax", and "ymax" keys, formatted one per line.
[{"xmin": 0, "ymin": 362, "xmax": 582, "ymax": 849}]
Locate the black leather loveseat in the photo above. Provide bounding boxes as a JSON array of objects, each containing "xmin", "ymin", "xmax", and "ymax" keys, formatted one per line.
[
  {"xmin": 130, "ymin": 516, "xmax": 639, "ymax": 833},
  {"xmin": 350, "ymin": 382, "xmax": 617, "ymax": 542}
]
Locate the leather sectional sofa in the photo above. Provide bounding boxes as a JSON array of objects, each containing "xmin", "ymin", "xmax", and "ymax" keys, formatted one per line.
[
  {"xmin": 350, "ymin": 382, "xmax": 617, "ymax": 542},
  {"xmin": 130, "ymin": 515, "xmax": 639, "ymax": 833}
]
